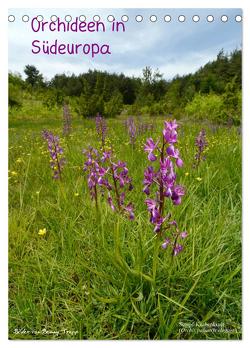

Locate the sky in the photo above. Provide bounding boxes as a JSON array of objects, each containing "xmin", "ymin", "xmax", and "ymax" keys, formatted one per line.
[{"xmin": 8, "ymin": 8, "xmax": 242, "ymax": 81}]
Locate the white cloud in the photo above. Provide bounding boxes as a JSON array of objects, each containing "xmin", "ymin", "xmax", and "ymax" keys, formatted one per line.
[{"xmin": 8, "ymin": 8, "xmax": 242, "ymax": 79}]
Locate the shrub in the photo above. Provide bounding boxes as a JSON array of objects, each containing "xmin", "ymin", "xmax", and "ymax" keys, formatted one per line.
[
  {"xmin": 185, "ymin": 93, "xmax": 225, "ymax": 123},
  {"xmin": 104, "ymin": 92, "xmax": 123, "ymax": 118},
  {"xmin": 9, "ymin": 83, "xmax": 22, "ymax": 108}
]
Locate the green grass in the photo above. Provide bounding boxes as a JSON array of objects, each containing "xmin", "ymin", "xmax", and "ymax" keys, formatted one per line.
[{"xmin": 9, "ymin": 113, "xmax": 241, "ymax": 340}]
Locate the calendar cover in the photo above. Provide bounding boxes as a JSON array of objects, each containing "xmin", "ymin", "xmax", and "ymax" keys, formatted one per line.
[{"xmin": 8, "ymin": 8, "xmax": 242, "ymax": 340}]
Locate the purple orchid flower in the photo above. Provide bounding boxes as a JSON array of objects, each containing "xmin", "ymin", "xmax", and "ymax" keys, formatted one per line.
[
  {"xmin": 96, "ymin": 113, "xmax": 107, "ymax": 148},
  {"xmin": 173, "ymin": 244, "xmax": 183, "ymax": 256},
  {"xmin": 194, "ymin": 129, "xmax": 208, "ymax": 167},
  {"xmin": 162, "ymin": 238, "xmax": 171, "ymax": 249},
  {"xmin": 83, "ymin": 147, "xmax": 135, "ymax": 220},
  {"xmin": 171, "ymin": 185, "xmax": 185, "ymax": 205},
  {"xmin": 144, "ymin": 138, "xmax": 158, "ymax": 161},
  {"xmin": 163, "ymin": 120, "xmax": 178, "ymax": 144},
  {"xmin": 42, "ymin": 130, "xmax": 66, "ymax": 180},
  {"xmin": 166, "ymin": 145, "xmax": 183, "ymax": 167},
  {"xmin": 143, "ymin": 120, "xmax": 187, "ymax": 256}
]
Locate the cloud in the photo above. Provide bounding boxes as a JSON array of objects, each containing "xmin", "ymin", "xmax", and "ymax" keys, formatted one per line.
[{"xmin": 8, "ymin": 8, "xmax": 242, "ymax": 80}]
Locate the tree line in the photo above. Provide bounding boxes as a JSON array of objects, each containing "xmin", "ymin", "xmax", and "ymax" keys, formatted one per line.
[{"xmin": 9, "ymin": 48, "xmax": 242, "ymax": 124}]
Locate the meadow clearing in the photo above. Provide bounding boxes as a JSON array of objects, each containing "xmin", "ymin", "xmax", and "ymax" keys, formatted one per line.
[{"xmin": 8, "ymin": 110, "xmax": 241, "ymax": 340}]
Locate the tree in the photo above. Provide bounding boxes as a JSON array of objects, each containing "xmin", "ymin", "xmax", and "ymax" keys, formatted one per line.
[
  {"xmin": 24, "ymin": 65, "xmax": 44, "ymax": 87},
  {"xmin": 8, "ymin": 73, "xmax": 24, "ymax": 108},
  {"xmin": 222, "ymin": 77, "xmax": 241, "ymax": 124},
  {"xmin": 9, "ymin": 83, "xmax": 22, "ymax": 108},
  {"xmin": 164, "ymin": 79, "xmax": 182, "ymax": 112},
  {"xmin": 104, "ymin": 91, "xmax": 123, "ymax": 117}
]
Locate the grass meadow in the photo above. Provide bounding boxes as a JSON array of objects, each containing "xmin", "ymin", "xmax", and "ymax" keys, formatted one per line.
[{"xmin": 8, "ymin": 111, "xmax": 242, "ymax": 340}]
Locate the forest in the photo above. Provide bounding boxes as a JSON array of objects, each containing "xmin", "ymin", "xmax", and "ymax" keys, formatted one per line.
[{"xmin": 9, "ymin": 48, "xmax": 241, "ymax": 124}]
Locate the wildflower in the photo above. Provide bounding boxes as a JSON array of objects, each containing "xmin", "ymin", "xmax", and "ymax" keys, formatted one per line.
[
  {"xmin": 124, "ymin": 203, "xmax": 135, "ymax": 220},
  {"xmin": 171, "ymin": 185, "xmax": 185, "ymax": 205},
  {"xmin": 143, "ymin": 119, "xmax": 187, "ymax": 256},
  {"xmin": 126, "ymin": 117, "xmax": 137, "ymax": 146},
  {"xmin": 173, "ymin": 244, "xmax": 183, "ymax": 256},
  {"xmin": 194, "ymin": 129, "xmax": 208, "ymax": 168},
  {"xmin": 196, "ymin": 177, "xmax": 202, "ymax": 181},
  {"xmin": 42, "ymin": 130, "xmax": 66, "ymax": 180},
  {"xmin": 166, "ymin": 145, "xmax": 183, "ymax": 167},
  {"xmin": 38, "ymin": 228, "xmax": 46, "ymax": 236},
  {"xmin": 16, "ymin": 158, "xmax": 22, "ymax": 163},
  {"xmin": 143, "ymin": 166, "xmax": 155, "ymax": 195},
  {"xmin": 185, "ymin": 172, "xmax": 189, "ymax": 176},
  {"xmin": 11, "ymin": 171, "xmax": 18, "ymax": 176},
  {"xmin": 145, "ymin": 198, "xmax": 157, "ymax": 211},
  {"xmin": 101, "ymin": 150, "xmax": 112, "ymax": 162},
  {"xmin": 144, "ymin": 138, "xmax": 157, "ymax": 161},
  {"xmin": 163, "ymin": 120, "xmax": 178, "ymax": 144},
  {"xmin": 137, "ymin": 119, "xmax": 155, "ymax": 135},
  {"xmin": 162, "ymin": 238, "xmax": 171, "ymax": 249},
  {"xmin": 83, "ymin": 146, "xmax": 107, "ymax": 206},
  {"xmin": 74, "ymin": 193, "xmax": 79, "ymax": 197},
  {"xmin": 83, "ymin": 146, "xmax": 134, "ymax": 220},
  {"xmin": 96, "ymin": 113, "xmax": 107, "ymax": 148},
  {"xmin": 180, "ymin": 231, "xmax": 188, "ymax": 239},
  {"xmin": 62, "ymin": 103, "xmax": 72, "ymax": 136},
  {"xmin": 109, "ymin": 159, "xmax": 134, "ymax": 219}
]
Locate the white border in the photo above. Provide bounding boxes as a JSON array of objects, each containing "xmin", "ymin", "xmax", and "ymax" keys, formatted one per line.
[{"xmin": 1, "ymin": 0, "xmax": 249, "ymax": 347}]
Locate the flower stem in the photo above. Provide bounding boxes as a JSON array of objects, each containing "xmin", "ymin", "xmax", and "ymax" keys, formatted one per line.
[
  {"xmin": 111, "ymin": 164, "xmax": 121, "ymax": 211},
  {"xmin": 53, "ymin": 138, "xmax": 62, "ymax": 179},
  {"xmin": 159, "ymin": 136, "xmax": 165, "ymax": 235},
  {"xmin": 94, "ymin": 185, "xmax": 99, "ymax": 211}
]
